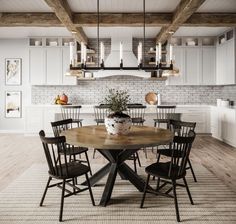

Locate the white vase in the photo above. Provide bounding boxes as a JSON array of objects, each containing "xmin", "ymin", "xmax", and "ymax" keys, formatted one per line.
[{"xmin": 105, "ymin": 113, "xmax": 132, "ymax": 135}]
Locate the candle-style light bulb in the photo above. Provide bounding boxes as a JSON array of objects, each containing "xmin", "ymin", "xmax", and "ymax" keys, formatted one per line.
[
  {"xmin": 84, "ymin": 44, "xmax": 87, "ymax": 63},
  {"xmin": 138, "ymin": 42, "xmax": 142, "ymax": 65},
  {"xmin": 120, "ymin": 42, "xmax": 123, "ymax": 63},
  {"xmin": 158, "ymin": 42, "xmax": 162, "ymax": 62},
  {"xmin": 169, "ymin": 44, "xmax": 173, "ymax": 62},
  {"xmin": 100, "ymin": 42, "xmax": 105, "ymax": 63},
  {"xmin": 69, "ymin": 42, "xmax": 74, "ymax": 65},
  {"xmin": 81, "ymin": 42, "xmax": 84, "ymax": 63},
  {"xmin": 156, "ymin": 44, "xmax": 159, "ymax": 65}
]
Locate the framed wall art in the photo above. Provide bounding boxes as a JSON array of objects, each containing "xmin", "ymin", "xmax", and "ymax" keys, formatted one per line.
[
  {"xmin": 5, "ymin": 91, "xmax": 22, "ymax": 118},
  {"xmin": 5, "ymin": 58, "xmax": 22, "ymax": 85}
]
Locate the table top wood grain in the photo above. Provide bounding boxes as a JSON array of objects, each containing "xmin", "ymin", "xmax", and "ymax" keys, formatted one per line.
[{"xmin": 62, "ymin": 125, "xmax": 173, "ymax": 150}]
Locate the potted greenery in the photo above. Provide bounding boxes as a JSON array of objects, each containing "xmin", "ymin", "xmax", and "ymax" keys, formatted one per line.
[{"xmin": 104, "ymin": 89, "xmax": 132, "ymax": 135}]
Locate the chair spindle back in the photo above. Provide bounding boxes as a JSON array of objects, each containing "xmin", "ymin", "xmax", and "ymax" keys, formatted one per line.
[
  {"xmin": 94, "ymin": 104, "xmax": 111, "ymax": 125},
  {"xmin": 127, "ymin": 104, "xmax": 146, "ymax": 125},
  {"xmin": 39, "ymin": 130, "xmax": 70, "ymax": 177},
  {"xmin": 51, "ymin": 119, "xmax": 73, "ymax": 137},
  {"xmin": 169, "ymin": 120, "xmax": 196, "ymax": 137},
  {"xmin": 61, "ymin": 106, "xmax": 82, "ymax": 122},
  {"xmin": 168, "ymin": 130, "xmax": 196, "ymax": 178}
]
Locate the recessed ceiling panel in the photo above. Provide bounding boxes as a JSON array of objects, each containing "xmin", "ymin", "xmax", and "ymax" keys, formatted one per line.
[
  {"xmin": 0, "ymin": 0, "xmax": 52, "ymax": 12},
  {"xmin": 197, "ymin": 0, "xmax": 236, "ymax": 12},
  {"xmin": 83, "ymin": 27, "xmax": 161, "ymax": 38},
  {"xmin": 174, "ymin": 27, "xmax": 229, "ymax": 36},
  {"xmin": 68, "ymin": 0, "xmax": 180, "ymax": 13}
]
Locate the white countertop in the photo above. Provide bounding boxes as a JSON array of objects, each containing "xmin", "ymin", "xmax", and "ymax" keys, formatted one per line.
[{"xmin": 26, "ymin": 104, "xmax": 212, "ymax": 108}]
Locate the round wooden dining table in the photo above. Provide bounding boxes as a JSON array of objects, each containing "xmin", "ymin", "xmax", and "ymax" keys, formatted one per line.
[{"xmin": 62, "ymin": 125, "xmax": 173, "ymax": 207}]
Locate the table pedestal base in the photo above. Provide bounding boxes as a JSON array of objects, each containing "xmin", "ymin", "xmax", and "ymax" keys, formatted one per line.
[{"xmin": 82, "ymin": 149, "xmax": 146, "ymax": 207}]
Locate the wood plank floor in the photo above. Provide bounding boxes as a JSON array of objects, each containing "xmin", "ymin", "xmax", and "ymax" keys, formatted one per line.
[{"xmin": 0, "ymin": 134, "xmax": 236, "ymax": 193}]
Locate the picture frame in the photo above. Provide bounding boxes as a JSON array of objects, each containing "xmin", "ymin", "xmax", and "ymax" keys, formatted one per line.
[
  {"xmin": 5, "ymin": 91, "xmax": 22, "ymax": 118},
  {"xmin": 5, "ymin": 58, "xmax": 22, "ymax": 85}
]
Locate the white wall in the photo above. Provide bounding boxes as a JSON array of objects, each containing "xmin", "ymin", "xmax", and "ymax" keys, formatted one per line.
[{"xmin": 0, "ymin": 39, "xmax": 31, "ymax": 132}]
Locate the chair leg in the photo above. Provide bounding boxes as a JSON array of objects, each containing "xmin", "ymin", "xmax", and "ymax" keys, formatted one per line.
[
  {"xmin": 59, "ymin": 180, "xmax": 66, "ymax": 222},
  {"xmin": 140, "ymin": 174, "xmax": 150, "ymax": 208},
  {"xmin": 93, "ymin": 149, "xmax": 96, "ymax": 159},
  {"xmin": 40, "ymin": 176, "xmax": 52, "ymax": 206},
  {"xmin": 85, "ymin": 173, "xmax": 95, "ymax": 206},
  {"xmin": 136, "ymin": 152, "xmax": 141, "ymax": 167},
  {"xmin": 188, "ymin": 159, "xmax": 197, "ymax": 182},
  {"xmin": 133, "ymin": 157, "xmax": 137, "ymax": 173},
  {"xmin": 143, "ymin": 148, "xmax": 148, "ymax": 159},
  {"xmin": 172, "ymin": 180, "xmax": 180, "ymax": 222},
  {"xmin": 183, "ymin": 177, "xmax": 194, "ymax": 205},
  {"xmin": 156, "ymin": 177, "xmax": 160, "ymax": 191},
  {"xmin": 85, "ymin": 151, "xmax": 92, "ymax": 175}
]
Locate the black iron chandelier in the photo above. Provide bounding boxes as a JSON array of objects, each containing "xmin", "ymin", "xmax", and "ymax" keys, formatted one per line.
[{"xmin": 69, "ymin": 0, "xmax": 174, "ymax": 72}]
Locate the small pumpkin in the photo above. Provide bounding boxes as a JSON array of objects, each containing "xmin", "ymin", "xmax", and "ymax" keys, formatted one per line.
[{"xmin": 60, "ymin": 93, "xmax": 68, "ymax": 103}]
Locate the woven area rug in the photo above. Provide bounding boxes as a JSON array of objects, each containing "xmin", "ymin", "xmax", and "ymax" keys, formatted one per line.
[{"xmin": 0, "ymin": 163, "xmax": 236, "ymax": 224}]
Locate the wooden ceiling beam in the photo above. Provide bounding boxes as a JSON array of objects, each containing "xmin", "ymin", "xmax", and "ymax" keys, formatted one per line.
[
  {"xmin": 156, "ymin": 0, "xmax": 206, "ymax": 43},
  {"xmin": 43, "ymin": 0, "xmax": 88, "ymax": 44},
  {"xmin": 0, "ymin": 12, "xmax": 235, "ymax": 27},
  {"xmin": 74, "ymin": 13, "xmax": 172, "ymax": 27},
  {"xmin": 0, "ymin": 13, "xmax": 62, "ymax": 27}
]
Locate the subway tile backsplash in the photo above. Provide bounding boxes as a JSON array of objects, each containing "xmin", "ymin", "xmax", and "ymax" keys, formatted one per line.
[{"xmin": 31, "ymin": 77, "xmax": 236, "ymax": 105}]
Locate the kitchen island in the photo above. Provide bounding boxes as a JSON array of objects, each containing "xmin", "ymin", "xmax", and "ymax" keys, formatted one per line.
[{"xmin": 25, "ymin": 104, "xmax": 211, "ymax": 134}]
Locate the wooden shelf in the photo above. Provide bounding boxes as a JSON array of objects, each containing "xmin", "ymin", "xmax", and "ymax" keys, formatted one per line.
[
  {"xmin": 147, "ymin": 50, "xmax": 167, "ymax": 54},
  {"xmin": 77, "ymin": 62, "xmax": 96, "ymax": 65},
  {"xmin": 148, "ymin": 62, "xmax": 167, "ymax": 65},
  {"xmin": 77, "ymin": 49, "xmax": 96, "ymax": 54}
]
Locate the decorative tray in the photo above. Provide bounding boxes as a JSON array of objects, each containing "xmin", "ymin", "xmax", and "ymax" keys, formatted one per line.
[{"xmin": 145, "ymin": 92, "xmax": 158, "ymax": 105}]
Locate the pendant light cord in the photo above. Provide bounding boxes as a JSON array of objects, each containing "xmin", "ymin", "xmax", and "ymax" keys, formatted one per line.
[
  {"xmin": 97, "ymin": 0, "xmax": 100, "ymax": 67},
  {"xmin": 143, "ymin": 0, "xmax": 146, "ymax": 66}
]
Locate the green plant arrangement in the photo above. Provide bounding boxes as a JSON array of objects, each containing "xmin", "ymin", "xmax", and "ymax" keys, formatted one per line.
[
  {"xmin": 104, "ymin": 89, "xmax": 130, "ymax": 117},
  {"xmin": 104, "ymin": 89, "xmax": 132, "ymax": 135}
]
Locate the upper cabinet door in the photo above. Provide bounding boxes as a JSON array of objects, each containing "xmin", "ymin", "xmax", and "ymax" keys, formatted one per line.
[
  {"xmin": 202, "ymin": 47, "xmax": 216, "ymax": 85},
  {"xmin": 166, "ymin": 47, "xmax": 185, "ymax": 85},
  {"xmin": 29, "ymin": 48, "xmax": 46, "ymax": 85},
  {"xmin": 46, "ymin": 48, "xmax": 62, "ymax": 85},
  {"xmin": 226, "ymin": 40, "xmax": 235, "ymax": 84},
  {"xmin": 62, "ymin": 48, "xmax": 77, "ymax": 85},
  {"xmin": 185, "ymin": 48, "xmax": 200, "ymax": 85}
]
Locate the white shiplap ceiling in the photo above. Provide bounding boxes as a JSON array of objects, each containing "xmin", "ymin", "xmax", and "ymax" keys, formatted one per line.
[
  {"xmin": 0, "ymin": 27, "xmax": 71, "ymax": 38},
  {"xmin": 174, "ymin": 27, "xmax": 230, "ymax": 36},
  {"xmin": 0, "ymin": 26, "xmax": 230, "ymax": 39},
  {"xmin": 197, "ymin": 0, "xmax": 236, "ymax": 13},
  {"xmin": 68, "ymin": 0, "xmax": 181, "ymax": 13},
  {"xmin": 0, "ymin": 0, "xmax": 52, "ymax": 12}
]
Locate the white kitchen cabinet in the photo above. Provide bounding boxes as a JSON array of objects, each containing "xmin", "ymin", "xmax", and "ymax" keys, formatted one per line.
[
  {"xmin": 25, "ymin": 106, "xmax": 62, "ymax": 135},
  {"xmin": 210, "ymin": 106, "xmax": 222, "ymax": 140},
  {"xmin": 62, "ymin": 48, "xmax": 77, "ymax": 85},
  {"xmin": 221, "ymin": 108, "xmax": 236, "ymax": 146},
  {"xmin": 226, "ymin": 40, "xmax": 235, "ymax": 84},
  {"xmin": 211, "ymin": 106, "xmax": 236, "ymax": 147},
  {"xmin": 29, "ymin": 48, "xmax": 46, "ymax": 85},
  {"xmin": 25, "ymin": 107, "xmax": 44, "ymax": 134},
  {"xmin": 176, "ymin": 106, "xmax": 210, "ymax": 133},
  {"xmin": 167, "ymin": 46, "xmax": 215, "ymax": 86},
  {"xmin": 46, "ymin": 48, "xmax": 62, "ymax": 85},
  {"xmin": 185, "ymin": 48, "xmax": 201, "ymax": 85},
  {"xmin": 29, "ymin": 37, "xmax": 77, "ymax": 86},
  {"xmin": 216, "ymin": 30, "xmax": 235, "ymax": 85},
  {"xmin": 166, "ymin": 47, "xmax": 185, "ymax": 85},
  {"xmin": 202, "ymin": 47, "xmax": 216, "ymax": 85}
]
